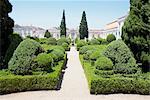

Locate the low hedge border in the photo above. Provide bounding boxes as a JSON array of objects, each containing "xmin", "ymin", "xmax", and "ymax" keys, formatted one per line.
[
  {"xmin": 91, "ymin": 78, "xmax": 150, "ymax": 95},
  {"xmin": 0, "ymin": 54, "xmax": 67, "ymax": 95},
  {"xmin": 80, "ymin": 54, "xmax": 150, "ymax": 95}
]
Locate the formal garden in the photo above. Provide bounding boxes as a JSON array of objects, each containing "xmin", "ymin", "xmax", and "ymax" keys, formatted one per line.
[
  {"xmin": 77, "ymin": 35, "xmax": 150, "ymax": 95},
  {"xmin": 0, "ymin": 35, "xmax": 71, "ymax": 94},
  {"xmin": 0, "ymin": 0, "xmax": 150, "ymax": 98}
]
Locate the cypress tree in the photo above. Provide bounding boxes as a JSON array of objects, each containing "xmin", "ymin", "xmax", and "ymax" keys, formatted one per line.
[
  {"xmin": 0, "ymin": 0, "xmax": 14, "ymax": 68},
  {"xmin": 60, "ymin": 10, "xmax": 66, "ymax": 37},
  {"xmin": 122, "ymin": 0, "xmax": 150, "ymax": 71},
  {"xmin": 79, "ymin": 11, "xmax": 89, "ymax": 39}
]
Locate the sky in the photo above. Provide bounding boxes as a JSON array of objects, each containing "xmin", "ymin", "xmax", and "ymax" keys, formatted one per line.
[{"xmin": 9, "ymin": 0, "xmax": 130, "ymax": 29}]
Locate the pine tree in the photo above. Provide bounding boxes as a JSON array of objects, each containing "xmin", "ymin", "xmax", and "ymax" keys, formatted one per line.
[
  {"xmin": 79, "ymin": 11, "xmax": 89, "ymax": 39},
  {"xmin": 60, "ymin": 10, "xmax": 67, "ymax": 37},
  {"xmin": 0, "ymin": 0, "xmax": 14, "ymax": 68},
  {"xmin": 122, "ymin": 0, "xmax": 150, "ymax": 71}
]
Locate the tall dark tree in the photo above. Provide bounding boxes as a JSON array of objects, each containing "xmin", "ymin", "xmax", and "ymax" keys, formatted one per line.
[
  {"xmin": 79, "ymin": 11, "xmax": 89, "ymax": 39},
  {"xmin": 60, "ymin": 10, "xmax": 66, "ymax": 37},
  {"xmin": 122, "ymin": 0, "xmax": 150, "ymax": 71},
  {"xmin": 0, "ymin": 0, "xmax": 14, "ymax": 68}
]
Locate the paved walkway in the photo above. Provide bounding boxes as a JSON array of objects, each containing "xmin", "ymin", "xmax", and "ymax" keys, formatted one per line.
[{"xmin": 0, "ymin": 47, "xmax": 150, "ymax": 100}]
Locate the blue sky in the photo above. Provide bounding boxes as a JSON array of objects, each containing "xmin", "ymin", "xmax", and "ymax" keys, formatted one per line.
[{"xmin": 9, "ymin": 0, "xmax": 130, "ymax": 29}]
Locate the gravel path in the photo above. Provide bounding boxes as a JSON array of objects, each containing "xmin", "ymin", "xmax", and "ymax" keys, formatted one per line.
[{"xmin": 0, "ymin": 46, "xmax": 150, "ymax": 100}]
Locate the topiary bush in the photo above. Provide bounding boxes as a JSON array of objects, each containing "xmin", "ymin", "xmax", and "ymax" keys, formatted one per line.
[
  {"xmin": 95, "ymin": 57, "xmax": 113, "ymax": 70},
  {"xmin": 89, "ymin": 51, "xmax": 102, "ymax": 61},
  {"xmin": 57, "ymin": 37, "xmax": 69, "ymax": 45},
  {"xmin": 33, "ymin": 53, "xmax": 53, "ymax": 72},
  {"xmin": 76, "ymin": 40, "xmax": 87, "ymax": 51},
  {"xmin": 8, "ymin": 39, "xmax": 43, "ymax": 75},
  {"xmin": 62, "ymin": 42, "xmax": 70, "ymax": 51},
  {"xmin": 106, "ymin": 34, "xmax": 116, "ymax": 43},
  {"xmin": 103, "ymin": 40, "xmax": 139, "ymax": 74},
  {"xmin": 4, "ymin": 33, "xmax": 23, "ymax": 65},
  {"xmin": 97, "ymin": 38, "xmax": 108, "ymax": 45},
  {"xmin": 79, "ymin": 45, "xmax": 93, "ymax": 54},
  {"xmin": 83, "ymin": 50, "xmax": 94, "ymax": 60},
  {"xmin": 47, "ymin": 37, "xmax": 57, "ymax": 45},
  {"xmin": 89, "ymin": 39, "xmax": 100, "ymax": 45}
]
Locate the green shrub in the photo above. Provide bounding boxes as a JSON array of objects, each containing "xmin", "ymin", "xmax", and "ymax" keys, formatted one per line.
[
  {"xmin": 89, "ymin": 51, "xmax": 102, "ymax": 61},
  {"xmin": 140, "ymin": 52, "xmax": 150, "ymax": 72},
  {"xmin": 79, "ymin": 45, "xmax": 93, "ymax": 54},
  {"xmin": 4, "ymin": 33, "xmax": 23, "ymax": 64},
  {"xmin": 50, "ymin": 49, "xmax": 64, "ymax": 61},
  {"xmin": 83, "ymin": 50, "xmax": 94, "ymax": 60},
  {"xmin": 62, "ymin": 42, "xmax": 70, "ymax": 51},
  {"xmin": 95, "ymin": 57, "xmax": 113, "ymax": 70},
  {"xmin": 76, "ymin": 40, "xmax": 87, "ymax": 51},
  {"xmin": 91, "ymin": 77, "xmax": 150, "ymax": 95},
  {"xmin": 103, "ymin": 40, "xmax": 139, "ymax": 74},
  {"xmin": 44, "ymin": 30, "xmax": 51, "ymax": 38},
  {"xmin": 97, "ymin": 38, "xmax": 108, "ymax": 44},
  {"xmin": 8, "ymin": 39, "xmax": 43, "ymax": 75},
  {"xmin": 34, "ymin": 53, "xmax": 53, "ymax": 72},
  {"xmin": 47, "ymin": 38, "xmax": 57, "ymax": 45},
  {"xmin": 106, "ymin": 34, "xmax": 116, "ymax": 43},
  {"xmin": 94, "ymin": 70, "xmax": 114, "ymax": 76},
  {"xmin": 89, "ymin": 39, "xmax": 100, "ymax": 45},
  {"xmin": 57, "ymin": 37, "xmax": 69, "ymax": 45}
]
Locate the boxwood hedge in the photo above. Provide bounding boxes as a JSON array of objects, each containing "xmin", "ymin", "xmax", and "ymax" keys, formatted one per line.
[{"xmin": 0, "ymin": 54, "xmax": 67, "ymax": 94}]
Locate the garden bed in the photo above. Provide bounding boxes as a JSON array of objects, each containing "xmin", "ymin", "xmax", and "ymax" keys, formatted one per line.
[
  {"xmin": 0, "ymin": 53, "xmax": 67, "ymax": 95},
  {"xmin": 79, "ymin": 43, "xmax": 150, "ymax": 95}
]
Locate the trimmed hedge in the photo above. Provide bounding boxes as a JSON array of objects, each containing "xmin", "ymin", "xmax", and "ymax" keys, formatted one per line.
[
  {"xmin": 95, "ymin": 57, "xmax": 113, "ymax": 70},
  {"xmin": 8, "ymin": 39, "xmax": 43, "ymax": 75},
  {"xmin": 104, "ymin": 40, "xmax": 139, "ymax": 74},
  {"xmin": 106, "ymin": 34, "xmax": 116, "ymax": 43},
  {"xmin": 91, "ymin": 77, "xmax": 150, "ymax": 95},
  {"xmin": 0, "ymin": 54, "xmax": 67, "ymax": 94},
  {"xmin": 76, "ymin": 40, "xmax": 87, "ymax": 51}
]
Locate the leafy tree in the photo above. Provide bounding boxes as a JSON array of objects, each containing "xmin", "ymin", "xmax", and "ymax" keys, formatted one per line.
[
  {"xmin": 44, "ymin": 30, "xmax": 51, "ymax": 38},
  {"xmin": 122, "ymin": 0, "xmax": 150, "ymax": 71},
  {"xmin": 60, "ymin": 10, "xmax": 67, "ymax": 37},
  {"xmin": 79, "ymin": 11, "xmax": 89, "ymax": 39},
  {"xmin": 0, "ymin": 0, "xmax": 14, "ymax": 68}
]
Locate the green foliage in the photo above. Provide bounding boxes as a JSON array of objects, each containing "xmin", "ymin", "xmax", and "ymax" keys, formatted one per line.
[
  {"xmin": 34, "ymin": 53, "xmax": 53, "ymax": 72},
  {"xmin": 89, "ymin": 51, "xmax": 103, "ymax": 61},
  {"xmin": 8, "ymin": 39, "xmax": 43, "ymax": 75},
  {"xmin": 57, "ymin": 37, "xmax": 70, "ymax": 45},
  {"xmin": 44, "ymin": 30, "xmax": 51, "ymax": 38},
  {"xmin": 95, "ymin": 57, "xmax": 113, "ymax": 70},
  {"xmin": 83, "ymin": 50, "xmax": 94, "ymax": 60},
  {"xmin": 4, "ymin": 33, "xmax": 23, "ymax": 64},
  {"xmin": 97, "ymin": 38, "xmax": 108, "ymax": 45},
  {"xmin": 94, "ymin": 70, "xmax": 114, "ymax": 76},
  {"xmin": 77, "ymin": 40, "xmax": 87, "ymax": 51},
  {"xmin": 47, "ymin": 38, "xmax": 57, "ymax": 45},
  {"xmin": 0, "ymin": 60, "xmax": 66, "ymax": 94},
  {"xmin": 122, "ymin": 0, "xmax": 150, "ymax": 70},
  {"xmin": 106, "ymin": 34, "xmax": 116, "ymax": 43},
  {"xmin": 62, "ymin": 42, "xmax": 70, "ymax": 51},
  {"xmin": 79, "ymin": 11, "xmax": 89, "ymax": 39},
  {"xmin": 60, "ymin": 10, "xmax": 67, "ymax": 37},
  {"xmin": 89, "ymin": 39, "xmax": 100, "ymax": 45},
  {"xmin": 103, "ymin": 40, "xmax": 139, "ymax": 74},
  {"xmin": 91, "ymin": 78, "xmax": 150, "ymax": 95}
]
